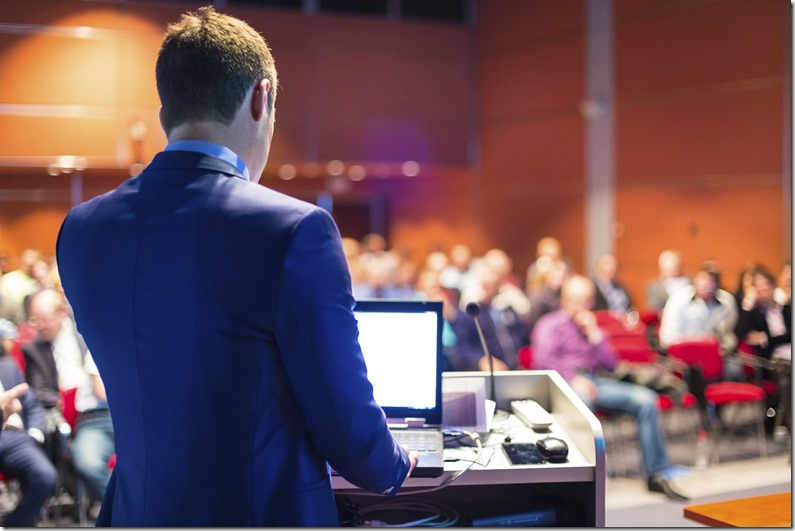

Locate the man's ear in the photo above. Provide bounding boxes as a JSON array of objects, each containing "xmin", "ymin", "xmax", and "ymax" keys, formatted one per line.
[
  {"xmin": 251, "ymin": 79, "xmax": 271, "ymax": 122},
  {"xmin": 158, "ymin": 107, "xmax": 167, "ymax": 133}
]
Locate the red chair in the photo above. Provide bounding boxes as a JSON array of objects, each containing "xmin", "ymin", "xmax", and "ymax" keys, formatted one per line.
[
  {"xmin": 608, "ymin": 332, "xmax": 700, "ymax": 468},
  {"xmin": 8, "ymin": 323, "xmax": 36, "ymax": 374},
  {"xmin": 666, "ymin": 338, "xmax": 768, "ymax": 463},
  {"xmin": 517, "ymin": 346, "xmax": 533, "ymax": 370}
]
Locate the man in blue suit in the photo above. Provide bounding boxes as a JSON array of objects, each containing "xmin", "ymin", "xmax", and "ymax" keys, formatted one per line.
[{"xmin": 56, "ymin": 6, "xmax": 416, "ymax": 526}]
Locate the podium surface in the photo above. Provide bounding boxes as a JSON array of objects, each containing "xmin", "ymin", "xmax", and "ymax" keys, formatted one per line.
[{"xmin": 333, "ymin": 370, "xmax": 606, "ymax": 527}]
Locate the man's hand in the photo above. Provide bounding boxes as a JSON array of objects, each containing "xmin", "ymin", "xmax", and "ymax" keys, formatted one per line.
[
  {"xmin": 402, "ymin": 445, "xmax": 419, "ymax": 479},
  {"xmin": 570, "ymin": 374, "xmax": 598, "ymax": 404},
  {"xmin": 0, "ymin": 383, "xmax": 28, "ymax": 422},
  {"xmin": 478, "ymin": 355, "xmax": 510, "ymax": 372},
  {"xmin": 573, "ymin": 311, "xmax": 603, "ymax": 345}
]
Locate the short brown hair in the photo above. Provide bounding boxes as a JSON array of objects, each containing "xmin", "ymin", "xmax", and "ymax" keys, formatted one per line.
[{"xmin": 155, "ymin": 6, "xmax": 278, "ymax": 135}]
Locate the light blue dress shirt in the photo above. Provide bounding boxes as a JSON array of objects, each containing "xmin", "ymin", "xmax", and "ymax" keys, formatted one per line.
[{"xmin": 165, "ymin": 140, "xmax": 250, "ymax": 181}]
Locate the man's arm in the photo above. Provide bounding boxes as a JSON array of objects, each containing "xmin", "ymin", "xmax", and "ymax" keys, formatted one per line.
[
  {"xmin": 658, "ymin": 294, "xmax": 684, "ymax": 349},
  {"xmin": 0, "ymin": 382, "xmax": 28, "ymax": 425},
  {"xmin": 273, "ymin": 207, "xmax": 412, "ymax": 495},
  {"xmin": 714, "ymin": 291, "xmax": 738, "ymax": 352},
  {"xmin": 21, "ymin": 344, "xmax": 60, "ymax": 408}
]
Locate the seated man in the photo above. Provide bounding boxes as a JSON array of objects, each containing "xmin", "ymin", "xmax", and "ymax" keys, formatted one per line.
[
  {"xmin": 23, "ymin": 288, "xmax": 115, "ymax": 507},
  {"xmin": 532, "ymin": 275, "xmax": 688, "ymax": 501},
  {"xmin": 592, "ymin": 253, "xmax": 633, "ymax": 312},
  {"xmin": 0, "ymin": 352, "xmax": 57, "ymax": 526},
  {"xmin": 452, "ymin": 268, "xmax": 529, "ymax": 371},
  {"xmin": 659, "ymin": 261, "xmax": 741, "ymax": 381}
]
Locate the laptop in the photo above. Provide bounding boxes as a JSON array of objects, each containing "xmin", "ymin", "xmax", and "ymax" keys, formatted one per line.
[{"xmin": 353, "ymin": 299, "xmax": 445, "ymax": 478}]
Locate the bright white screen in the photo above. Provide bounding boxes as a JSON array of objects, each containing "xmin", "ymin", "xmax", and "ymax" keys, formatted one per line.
[{"xmin": 355, "ymin": 310, "xmax": 439, "ymax": 410}]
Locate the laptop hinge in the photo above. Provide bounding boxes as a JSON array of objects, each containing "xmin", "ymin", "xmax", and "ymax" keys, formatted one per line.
[{"xmin": 404, "ymin": 417, "xmax": 426, "ymax": 428}]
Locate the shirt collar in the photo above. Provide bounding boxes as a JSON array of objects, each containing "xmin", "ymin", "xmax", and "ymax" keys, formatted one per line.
[{"xmin": 165, "ymin": 140, "xmax": 250, "ymax": 181}]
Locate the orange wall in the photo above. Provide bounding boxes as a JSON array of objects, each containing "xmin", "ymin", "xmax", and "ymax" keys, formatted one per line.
[{"xmin": 475, "ymin": 0, "xmax": 791, "ymax": 303}]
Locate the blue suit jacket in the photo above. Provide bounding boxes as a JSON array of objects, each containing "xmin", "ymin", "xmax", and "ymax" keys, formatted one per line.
[{"xmin": 56, "ymin": 151, "xmax": 410, "ymax": 526}]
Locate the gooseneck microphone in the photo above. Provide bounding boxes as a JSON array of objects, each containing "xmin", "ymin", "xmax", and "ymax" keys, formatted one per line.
[{"xmin": 465, "ymin": 302, "xmax": 497, "ymax": 405}]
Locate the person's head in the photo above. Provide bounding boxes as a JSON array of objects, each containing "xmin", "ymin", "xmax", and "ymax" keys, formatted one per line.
[
  {"xmin": 30, "ymin": 259, "xmax": 50, "ymax": 284},
  {"xmin": 482, "ymin": 248, "xmax": 513, "ymax": 281},
  {"xmin": 750, "ymin": 266, "xmax": 776, "ymax": 307},
  {"xmin": 478, "ymin": 268, "xmax": 501, "ymax": 304},
  {"xmin": 595, "ymin": 254, "xmax": 619, "ymax": 282},
  {"xmin": 449, "ymin": 244, "xmax": 472, "ymax": 272},
  {"xmin": 425, "ymin": 251, "xmax": 449, "ymax": 273},
  {"xmin": 658, "ymin": 250, "xmax": 683, "ymax": 279},
  {"xmin": 19, "ymin": 248, "xmax": 41, "ymax": 276},
  {"xmin": 28, "ymin": 288, "xmax": 69, "ymax": 342},
  {"xmin": 361, "ymin": 233, "xmax": 387, "ymax": 254},
  {"xmin": 536, "ymin": 237, "xmax": 562, "ymax": 261},
  {"xmin": 542, "ymin": 258, "xmax": 572, "ymax": 291},
  {"xmin": 156, "ymin": 7, "xmax": 278, "ymax": 180},
  {"xmin": 561, "ymin": 275, "xmax": 596, "ymax": 317},
  {"xmin": 693, "ymin": 262, "xmax": 721, "ymax": 302},
  {"xmin": 416, "ymin": 268, "xmax": 443, "ymax": 298},
  {"xmin": 777, "ymin": 261, "xmax": 791, "ymax": 296}
]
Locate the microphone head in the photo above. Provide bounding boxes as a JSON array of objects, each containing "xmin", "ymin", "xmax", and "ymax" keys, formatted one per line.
[{"xmin": 465, "ymin": 302, "xmax": 481, "ymax": 317}]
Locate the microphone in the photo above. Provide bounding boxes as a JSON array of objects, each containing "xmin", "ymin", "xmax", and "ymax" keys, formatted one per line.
[{"xmin": 465, "ymin": 302, "xmax": 497, "ymax": 405}]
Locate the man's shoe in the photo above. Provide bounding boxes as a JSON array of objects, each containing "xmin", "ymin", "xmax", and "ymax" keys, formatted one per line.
[{"xmin": 647, "ymin": 473, "xmax": 689, "ymax": 501}]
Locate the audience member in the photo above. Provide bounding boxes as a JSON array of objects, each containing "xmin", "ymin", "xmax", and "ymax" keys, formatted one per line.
[
  {"xmin": 525, "ymin": 236, "xmax": 563, "ymax": 295},
  {"xmin": 527, "ymin": 257, "xmax": 572, "ymax": 336},
  {"xmin": 22, "ymin": 289, "xmax": 115, "ymax": 505},
  {"xmin": 415, "ymin": 268, "xmax": 463, "ymax": 371},
  {"xmin": 450, "ymin": 268, "xmax": 528, "ymax": 371},
  {"xmin": 735, "ymin": 266, "xmax": 791, "ymax": 434},
  {"xmin": 465, "ymin": 248, "xmax": 532, "ymax": 323},
  {"xmin": 0, "ymin": 318, "xmax": 17, "ymax": 359},
  {"xmin": 646, "ymin": 249, "xmax": 690, "ymax": 312},
  {"xmin": 424, "ymin": 250, "xmax": 450, "ymax": 273},
  {"xmin": 592, "ymin": 253, "xmax": 634, "ymax": 312},
  {"xmin": 659, "ymin": 261, "xmax": 741, "ymax": 380},
  {"xmin": 733, "ymin": 263, "xmax": 759, "ymax": 308},
  {"xmin": 531, "ymin": 275, "xmax": 688, "ymax": 501},
  {"xmin": 439, "ymin": 244, "xmax": 477, "ymax": 294},
  {"xmin": 0, "ymin": 382, "xmax": 28, "ymax": 428},
  {"xmin": 0, "ymin": 351, "xmax": 57, "ymax": 526},
  {"xmin": 0, "ymin": 290, "xmax": 24, "ymax": 325},
  {"xmin": 774, "ymin": 261, "xmax": 791, "ymax": 306},
  {"xmin": 0, "ymin": 249, "xmax": 42, "ymax": 319},
  {"xmin": 0, "ymin": 251, "xmax": 9, "ymax": 276}
]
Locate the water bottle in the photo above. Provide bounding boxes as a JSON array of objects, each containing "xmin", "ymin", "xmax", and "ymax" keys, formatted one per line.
[{"xmin": 695, "ymin": 429, "xmax": 709, "ymax": 470}]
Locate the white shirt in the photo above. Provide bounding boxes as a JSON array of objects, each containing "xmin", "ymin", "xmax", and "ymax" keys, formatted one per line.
[
  {"xmin": 659, "ymin": 286, "xmax": 738, "ymax": 352},
  {"xmin": 53, "ymin": 318, "xmax": 103, "ymax": 413}
]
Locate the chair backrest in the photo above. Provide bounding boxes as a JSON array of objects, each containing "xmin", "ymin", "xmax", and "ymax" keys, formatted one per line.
[
  {"xmin": 8, "ymin": 323, "xmax": 35, "ymax": 374},
  {"xmin": 609, "ymin": 333, "xmax": 658, "ymax": 364},
  {"xmin": 666, "ymin": 337, "xmax": 723, "ymax": 381},
  {"xmin": 59, "ymin": 387, "xmax": 79, "ymax": 429},
  {"xmin": 517, "ymin": 345, "xmax": 534, "ymax": 369}
]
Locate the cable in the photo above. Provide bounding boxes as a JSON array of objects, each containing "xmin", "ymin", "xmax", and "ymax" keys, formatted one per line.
[{"xmin": 358, "ymin": 499, "xmax": 460, "ymax": 527}]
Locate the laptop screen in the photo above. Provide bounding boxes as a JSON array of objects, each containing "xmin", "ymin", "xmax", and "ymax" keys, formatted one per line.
[{"xmin": 353, "ymin": 299, "xmax": 444, "ymax": 425}]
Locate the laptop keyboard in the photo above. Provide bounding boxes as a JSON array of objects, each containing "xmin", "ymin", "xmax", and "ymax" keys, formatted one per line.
[{"xmin": 391, "ymin": 430, "xmax": 440, "ymax": 452}]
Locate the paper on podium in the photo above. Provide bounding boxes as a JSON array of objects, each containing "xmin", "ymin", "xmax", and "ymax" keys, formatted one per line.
[{"xmin": 442, "ymin": 377, "xmax": 495, "ymax": 433}]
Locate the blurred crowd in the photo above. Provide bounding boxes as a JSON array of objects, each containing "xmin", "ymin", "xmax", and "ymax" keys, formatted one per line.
[{"xmin": 0, "ymin": 236, "xmax": 790, "ymax": 517}]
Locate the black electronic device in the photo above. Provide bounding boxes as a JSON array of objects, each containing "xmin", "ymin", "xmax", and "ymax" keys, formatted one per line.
[
  {"xmin": 536, "ymin": 437, "xmax": 569, "ymax": 463},
  {"xmin": 502, "ymin": 442, "xmax": 546, "ymax": 465}
]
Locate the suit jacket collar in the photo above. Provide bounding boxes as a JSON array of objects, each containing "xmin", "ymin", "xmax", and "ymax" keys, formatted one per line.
[{"xmin": 147, "ymin": 150, "xmax": 249, "ymax": 181}]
